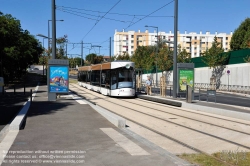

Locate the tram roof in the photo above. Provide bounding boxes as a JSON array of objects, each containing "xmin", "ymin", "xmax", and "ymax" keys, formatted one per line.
[{"xmin": 78, "ymin": 61, "xmax": 134, "ymax": 71}]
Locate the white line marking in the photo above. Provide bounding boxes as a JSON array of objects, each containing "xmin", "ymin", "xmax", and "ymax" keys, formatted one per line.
[
  {"xmin": 0, "ymin": 131, "xmax": 19, "ymax": 165},
  {"xmin": 71, "ymin": 95, "xmax": 88, "ymax": 104},
  {"xmin": 75, "ymin": 100, "xmax": 88, "ymax": 104},
  {"xmin": 100, "ymin": 128, "xmax": 150, "ymax": 156}
]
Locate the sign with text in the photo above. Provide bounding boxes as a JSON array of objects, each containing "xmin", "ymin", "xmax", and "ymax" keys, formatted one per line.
[
  {"xmin": 178, "ymin": 69, "xmax": 194, "ymax": 93},
  {"xmin": 49, "ymin": 66, "xmax": 69, "ymax": 93}
]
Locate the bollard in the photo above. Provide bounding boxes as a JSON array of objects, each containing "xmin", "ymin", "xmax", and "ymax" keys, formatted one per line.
[
  {"xmin": 14, "ymin": 85, "xmax": 16, "ymax": 95},
  {"xmin": 170, "ymin": 87, "xmax": 172, "ymax": 97},
  {"xmin": 30, "ymin": 89, "xmax": 32, "ymax": 103},
  {"xmin": 24, "ymin": 84, "xmax": 26, "ymax": 95}
]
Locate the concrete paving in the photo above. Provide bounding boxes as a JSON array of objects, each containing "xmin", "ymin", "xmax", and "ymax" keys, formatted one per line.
[
  {"xmin": 71, "ymin": 84, "xmax": 250, "ymax": 154},
  {"xmin": 137, "ymin": 94, "xmax": 250, "ymax": 121},
  {"xmin": 0, "ymin": 85, "xmax": 190, "ymax": 166}
]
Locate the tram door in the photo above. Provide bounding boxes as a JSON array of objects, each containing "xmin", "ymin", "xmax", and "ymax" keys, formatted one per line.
[
  {"xmin": 110, "ymin": 70, "xmax": 117, "ymax": 95},
  {"xmin": 101, "ymin": 70, "xmax": 111, "ymax": 96}
]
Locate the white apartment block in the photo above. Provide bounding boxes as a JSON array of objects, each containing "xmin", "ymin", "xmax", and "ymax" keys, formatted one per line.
[{"xmin": 114, "ymin": 29, "xmax": 233, "ymax": 58}]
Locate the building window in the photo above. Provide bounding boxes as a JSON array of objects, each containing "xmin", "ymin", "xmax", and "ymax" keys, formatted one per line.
[
  {"xmin": 202, "ymin": 42, "xmax": 205, "ymax": 44},
  {"xmin": 131, "ymin": 40, "xmax": 134, "ymax": 43},
  {"xmin": 131, "ymin": 35, "xmax": 134, "ymax": 38},
  {"xmin": 194, "ymin": 36, "xmax": 197, "ymax": 40},
  {"xmin": 163, "ymin": 36, "xmax": 166, "ymax": 39},
  {"xmin": 186, "ymin": 47, "xmax": 190, "ymax": 49},
  {"xmin": 194, "ymin": 47, "xmax": 197, "ymax": 50},
  {"xmin": 225, "ymin": 48, "xmax": 228, "ymax": 50},
  {"xmin": 226, "ymin": 42, "xmax": 228, "ymax": 45},
  {"xmin": 194, "ymin": 42, "xmax": 197, "ymax": 44},
  {"xmin": 194, "ymin": 53, "xmax": 197, "ymax": 56},
  {"xmin": 131, "ymin": 46, "xmax": 134, "ymax": 49},
  {"xmin": 131, "ymin": 51, "xmax": 134, "ymax": 54},
  {"xmin": 226, "ymin": 37, "xmax": 228, "ymax": 40}
]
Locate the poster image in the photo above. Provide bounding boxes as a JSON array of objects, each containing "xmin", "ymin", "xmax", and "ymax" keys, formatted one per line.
[
  {"xmin": 179, "ymin": 69, "xmax": 194, "ymax": 92},
  {"xmin": 49, "ymin": 66, "xmax": 68, "ymax": 93}
]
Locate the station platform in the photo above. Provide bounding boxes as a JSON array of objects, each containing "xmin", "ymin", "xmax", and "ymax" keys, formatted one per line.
[
  {"xmin": 137, "ymin": 93, "xmax": 250, "ymax": 122},
  {"xmin": 0, "ymin": 85, "xmax": 190, "ymax": 166}
]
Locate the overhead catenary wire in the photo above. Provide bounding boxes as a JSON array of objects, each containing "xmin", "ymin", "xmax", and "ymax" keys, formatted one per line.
[
  {"xmin": 124, "ymin": 0, "xmax": 174, "ymax": 30},
  {"xmin": 57, "ymin": 5, "xmax": 173, "ymax": 18},
  {"xmin": 81, "ymin": 0, "xmax": 122, "ymax": 40},
  {"xmin": 57, "ymin": 7, "xmax": 132, "ymax": 23}
]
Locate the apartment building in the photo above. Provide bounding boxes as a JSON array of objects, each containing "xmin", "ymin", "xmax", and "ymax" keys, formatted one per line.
[{"xmin": 114, "ymin": 29, "xmax": 232, "ymax": 58}]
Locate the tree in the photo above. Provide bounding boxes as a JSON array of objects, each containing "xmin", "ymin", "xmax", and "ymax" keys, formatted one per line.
[
  {"xmin": 230, "ymin": 18, "xmax": 250, "ymax": 50},
  {"xmin": 85, "ymin": 53, "xmax": 97, "ymax": 64},
  {"xmin": 131, "ymin": 46, "xmax": 154, "ymax": 73},
  {"xmin": 56, "ymin": 35, "xmax": 68, "ymax": 59},
  {"xmin": 177, "ymin": 44, "xmax": 191, "ymax": 63},
  {"xmin": 244, "ymin": 55, "xmax": 250, "ymax": 63},
  {"xmin": 115, "ymin": 52, "xmax": 130, "ymax": 60},
  {"xmin": 202, "ymin": 36, "xmax": 228, "ymax": 89},
  {"xmin": 157, "ymin": 45, "xmax": 173, "ymax": 74},
  {"xmin": 93, "ymin": 55, "xmax": 104, "ymax": 64},
  {"xmin": 0, "ymin": 12, "xmax": 43, "ymax": 82}
]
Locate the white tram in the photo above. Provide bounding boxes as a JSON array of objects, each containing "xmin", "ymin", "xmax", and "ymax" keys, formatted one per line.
[{"xmin": 78, "ymin": 61, "xmax": 135, "ymax": 97}]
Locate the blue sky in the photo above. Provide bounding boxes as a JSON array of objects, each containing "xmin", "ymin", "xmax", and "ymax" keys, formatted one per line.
[{"xmin": 1, "ymin": 0, "xmax": 250, "ymax": 58}]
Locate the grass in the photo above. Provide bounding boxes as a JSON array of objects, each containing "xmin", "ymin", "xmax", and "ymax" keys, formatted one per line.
[
  {"xmin": 179, "ymin": 152, "xmax": 250, "ymax": 166},
  {"xmin": 69, "ymin": 78, "xmax": 78, "ymax": 84},
  {"xmin": 69, "ymin": 70, "xmax": 78, "ymax": 75}
]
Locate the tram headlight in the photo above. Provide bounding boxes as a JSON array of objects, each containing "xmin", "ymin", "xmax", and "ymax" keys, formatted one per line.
[{"xmin": 125, "ymin": 64, "xmax": 130, "ymax": 69}]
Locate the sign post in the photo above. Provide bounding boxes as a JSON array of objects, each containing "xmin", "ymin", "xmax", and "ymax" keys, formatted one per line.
[
  {"xmin": 227, "ymin": 70, "xmax": 230, "ymax": 91},
  {"xmin": 0, "ymin": 77, "xmax": 4, "ymax": 93},
  {"xmin": 48, "ymin": 59, "xmax": 69, "ymax": 101},
  {"xmin": 177, "ymin": 63, "xmax": 195, "ymax": 98}
]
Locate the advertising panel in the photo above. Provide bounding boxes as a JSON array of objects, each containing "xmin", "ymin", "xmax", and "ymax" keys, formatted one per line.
[
  {"xmin": 178, "ymin": 69, "xmax": 194, "ymax": 93},
  {"xmin": 49, "ymin": 66, "xmax": 69, "ymax": 93}
]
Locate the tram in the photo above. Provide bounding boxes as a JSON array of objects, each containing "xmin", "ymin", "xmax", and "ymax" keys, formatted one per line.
[{"xmin": 78, "ymin": 61, "xmax": 135, "ymax": 97}]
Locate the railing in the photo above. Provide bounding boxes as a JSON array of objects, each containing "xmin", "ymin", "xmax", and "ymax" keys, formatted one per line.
[
  {"xmin": 139, "ymin": 81, "xmax": 250, "ymax": 95},
  {"xmin": 194, "ymin": 83, "xmax": 250, "ymax": 94}
]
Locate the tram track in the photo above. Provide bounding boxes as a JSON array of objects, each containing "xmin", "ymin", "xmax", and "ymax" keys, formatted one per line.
[
  {"xmin": 135, "ymin": 98, "xmax": 250, "ymax": 126},
  {"xmin": 118, "ymin": 98, "xmax": 250, "ymax": 135},
  {"xmin": 71, "ymin": 84, "xmax": 250, "ymax": 136},
  {"xmin": 70, "ymin": 84, "xmax": 250, "ymax": 149},
  {"xmin": 70, "ymin": 84, "xmax": 249, "ymax": 165}
]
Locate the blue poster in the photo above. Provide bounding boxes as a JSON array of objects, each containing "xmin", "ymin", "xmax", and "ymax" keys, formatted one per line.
[{"xmin": 49, "ymin": 66, "xmax": 69, "ymax": 93}]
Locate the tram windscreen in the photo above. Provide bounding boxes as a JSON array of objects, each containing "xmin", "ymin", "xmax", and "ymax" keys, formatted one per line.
[{"xmin": 117, "ymin": 68, "xmax": 134, "ymax": 89}]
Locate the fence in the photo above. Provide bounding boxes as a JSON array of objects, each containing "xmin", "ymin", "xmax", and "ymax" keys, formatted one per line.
[{"xmin": 139, "ymin": 81, "xmax": 250, "ymax": 96}]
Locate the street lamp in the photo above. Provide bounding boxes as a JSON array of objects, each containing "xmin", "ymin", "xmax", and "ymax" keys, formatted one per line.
[
  {"xmin": 37, "ymin": 34, "xmax": 49, "ymax": 76},
  {"xmin": 48, "ymin": 19, "xmax": 64, "ymax": 56},
  {"xmin": 145, "ymin": 25, "xmax": 159, "ymax": 87}
]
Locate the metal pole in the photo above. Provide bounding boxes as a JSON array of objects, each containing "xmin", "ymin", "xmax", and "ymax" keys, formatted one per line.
[
  {"xmin": 228, "ymin": 74, "xmax": 229, "ymax": 91},
  {"xmin": 48, "ymin": 20, "xmax": 50, "ymax": 57},
  {"xmin": 52, "ymin": 0, "xmax": 56, "ymax": 59},
  {"xmin": 43, "ymin": 38, "xmax": 45, "ymax": 76},
  {"xmin": 156, "ymin": 27, "xmax": 158, "ymax": 87},
  {"xmin": 110, "ymin": 37, "xmax": 111, "ymax": 61},
  {"xmin": 66, "ymin": 44, "xmax": 67, "ymax": 58},
  {"xmin": 81, "ymin": 41, "xmax": 83, "ymax": 66},
  {"xmin": 173, "ymin": 0, "xmax": 178, "ymax": 98}
]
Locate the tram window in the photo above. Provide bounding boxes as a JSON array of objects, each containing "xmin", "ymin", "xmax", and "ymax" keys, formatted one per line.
[
  {"xmin": 118, "ymin": 69, "xmax": 133, "ymax": 82},
  {"xmin": 86, "ymin": 71, "xmax": 90, "ymax": 83},
  {"xmin": 111, "ymin": 70, "xmax": 117, "ymax": 90},
  {"xmin": 91, "ymin": 70, "xmax": 100, "ymax": 86}
]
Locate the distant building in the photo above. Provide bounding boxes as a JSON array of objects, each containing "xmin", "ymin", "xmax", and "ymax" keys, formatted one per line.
[
  {"xmin": 114, "ymin": 29, "xmax": 233, "ymax": 58},
  {"xmin": 103, "ymin": 56, "xmax": 111, "ymax": 62}
]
